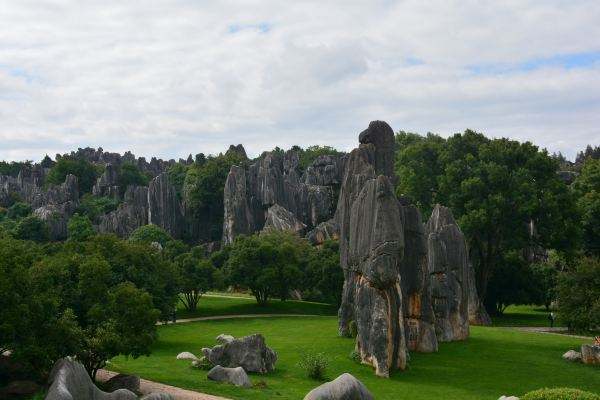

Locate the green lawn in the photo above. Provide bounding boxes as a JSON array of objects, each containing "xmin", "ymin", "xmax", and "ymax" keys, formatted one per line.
[
  {"xmin": 491, "ymin": 305, "xmax": 556, "ymax": 327},
  {"xmin": 110, "ymin": 316, "xmax": 599, "ymax": 400},
  {"xmin": 175, "ymin": 294, "xmax": 337, "ymax": 319}
]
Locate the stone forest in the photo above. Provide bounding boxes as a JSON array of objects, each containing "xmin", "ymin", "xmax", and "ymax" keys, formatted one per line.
[{"xmin": 1, "ymin": 122, "xmax": 599, "ymax": 400}]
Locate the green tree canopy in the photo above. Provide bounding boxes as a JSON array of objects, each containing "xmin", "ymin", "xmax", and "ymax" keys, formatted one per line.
[
  {"xmin": 46, "ymin": 157, "xmax": 100, "ymax": 194},
  {"xmin": 129, "ymin": 224, "xmax": 173, "ymax": 247},
  {"xmin": 13, "ymin": 215, "xmax": 49, "ymax": 242},
  {"xmin": 557, "ymin": 257, "xmax": 600, "ymax": 332},
  {"xmin": 67, "ymin": 213, "xmax": 95, "ymax": 242}
]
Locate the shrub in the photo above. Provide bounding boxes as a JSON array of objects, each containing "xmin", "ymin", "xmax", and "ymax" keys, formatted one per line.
[
  {"xmin": 349, "ymin": 320, "xmax": 358, "ymax": 338},
  {"xmin": 67, "ymin": 213, "xmax": 95, "ymax": 241},
  {"xmin": 13, "ymin": 215, "xmax": 49, "ymax": 242},
  {"xmin": 297, "ymin": 352, "xmax": 329, "ymax": 380},
  {"xmin": 191, "ymin": 356, "xmax": 212, "ymax": 370},
  {"xmin": 349, "ymin": 350, "xmax": 361, "ymax": 363},
  {"xmin": 522, "ymin": 388, "xmax": 600, "ymax": 400},
  {"xmin": 129, "ymin": 224, "xmax": 173, "ymax": 247},
  {"xmin": 46, "ymin": 157, "xmax": 99, "ymax": 194},
  {"xmin": 7, "ymin": 202, "xmax": 31, "ymax": 220},
  {"xmin": 557, "ymin": 257, "xmax": 600, "ymax": 332}
]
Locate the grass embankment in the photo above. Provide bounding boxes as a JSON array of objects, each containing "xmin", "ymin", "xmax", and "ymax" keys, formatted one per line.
[
  {"xmin": 492, "ymin": 305, "xmax": 556, "ymax": 327},
  {"xmin": 110, "ymin": 314, "xmax": 599, "ymax": 400},
  {"xmin": 175, "ymin": 293, "xmax": 337, "ymax": 319}
]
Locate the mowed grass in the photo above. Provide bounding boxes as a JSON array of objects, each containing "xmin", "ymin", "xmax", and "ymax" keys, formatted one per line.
[
  {"xmin": 109, "ymin": 316, "xmax": 599, "ymax": 400},
  {"xmin": 175, "ymin": 294, "xmax": 337, "ymax": 319},
  {"xmin": 492, "ymin": 305, "xmax": 558, "ymax": 327}
]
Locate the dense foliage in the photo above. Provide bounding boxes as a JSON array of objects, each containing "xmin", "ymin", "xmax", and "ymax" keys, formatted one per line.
[
  {"xmin": 572, "ymin": 158, "xmax": 600, "ymax": 256},
  {"xmin": 557, "ymin": 257, "xmax": 600, "ymax": 332},
  {"xmin": 394, "ymin": 130, "xmax": 580, "ymax": 314},
  {"xmin": 129, "ymin": 224, "xmax": 173, "ymax": 247},
  {"xmin": 0, "ymin": 160, "xmax": 32, "ymax": 177},
  {"xmin": 46, "ymin": 157, "xmax": 100, "ymax": 194},
  {"xmin": 117, "ymin": 163, "xmax": 150, "ymax": 193},
  {"xmin": 76, "ymin": 194, "xmax": 120, "ymax": 223},
  {"xmin": 522, "ymin": 388, "xmax": 600, "ymax": 400}
]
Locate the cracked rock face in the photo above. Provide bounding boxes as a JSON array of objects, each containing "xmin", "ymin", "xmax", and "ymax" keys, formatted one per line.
[
  {"xmin": 148, "ymin": 173, "xmax": 184, "ymax": 238},
  {"xmin": 99, "ymin": 186, "xmax": 149, "ymax": 237},
  {"xmin": 262, "ymin": 204, "xmax": 307, "ymax": 236},
  {"xmin": 426, "ymin": 205, "xmax": 470, "ymax": 342},
  {"xmin": 207, "ymin": 365, "xmax": 251, "ymax": 388},
  {"xmin": 201, "ymin": 334, "xmax": 277, "ymax": 374},
  {"xmin": 336, "ymin": 121, "xmax": 408, "ymax": 377},
  {"xmin": 398, "ymin": 198, "xmax": 438, "ymax": 353}
]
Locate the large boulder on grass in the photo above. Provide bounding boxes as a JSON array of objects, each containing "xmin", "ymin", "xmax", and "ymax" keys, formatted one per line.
[
  {"xmin": 176, "ymin": 352, "xmax": 199, "ymax": 361},
  {"xmin": 105, "ymin": 374, "xmax": 140, "ymax": 393},
  {"xmin": 45, "ymin": 358, "xmax": 137, "ymax": 400},
  {"xmin": 202, "ymin": 333, "xmax": 277, "ymax": 373},
  {"xmin": 207, "ymin": 365, "xmax": 251, "ymax": 388},
  {"xmin": 303, "ymin": 373, "xmax": 373, "ymax": 400},
  {"xmin": 581, "ymin": 344, "xmax": 600, "ymax": 365}
]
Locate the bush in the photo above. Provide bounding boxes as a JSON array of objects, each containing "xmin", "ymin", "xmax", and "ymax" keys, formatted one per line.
[
  {"xmin": 13, "ymin": 216, "xmax": 49, "ymax": 242},
  {"xmin": 349, "ymin": 350, "xmax": 361, "ymax": 363},
  {"xmin": 522, "ymin": 388, "xmax": 600, "ymax": 400},
  {"xmin": 129, "ymin": 224, "xmax": 173, "ymax": 247},
  {"xmin": 557, "ymin": 257, "xmax": 600, "ymax": 332},
  {"xmin": 76, "ymin": 194, "xmax": 120, "ymax": 223},
  {"xmin": 348, "ymin": 320, "xmax": 358, "ymax": 338},
  {"xmin": 7, "ymin": 202, "xmax": 31, "ymax": 220},
  {"xmin": 297, "ymin": 352, "xmax": 329, "ymax": 380},
  {"xmin": 46, "ymin": 157, "xmax": 99, "ymax": 194},
  {"xmin": 67, "ymin": 213, "xmax": 95, "ymax": 241}
]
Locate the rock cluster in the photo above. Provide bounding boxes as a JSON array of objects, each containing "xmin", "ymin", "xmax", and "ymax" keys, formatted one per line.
[
  {"xmin": 581, "ymin": 344, "xmax": 600, "ymax": 365},
  {"xmin": 222, "ymin": 148, "xmax": 345, "ymax": 244},
  {"xmin": 201, "ymin": 333, "xmax": 277, "ymax": 374},
  {"xmin": 207, "ymin": 365, "xmax": 251, "ymax": 388},
  {"xmin": 335, "ymin": 121, "xmax": 477, "ymax": 377}
]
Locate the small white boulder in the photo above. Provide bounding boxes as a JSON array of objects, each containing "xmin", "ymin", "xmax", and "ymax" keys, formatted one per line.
[
  {"xmin": 562, "ymin": 350, "xmax": 582, "ymax": 362},
  {"xmin": 176, "ymin": 352, "xmax": 199, "ymax": 361}
]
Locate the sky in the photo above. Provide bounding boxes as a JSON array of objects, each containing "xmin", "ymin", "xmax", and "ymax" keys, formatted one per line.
[{"xmin": 1, "ymin": 0, "xmax": 599, "ymax": 162}]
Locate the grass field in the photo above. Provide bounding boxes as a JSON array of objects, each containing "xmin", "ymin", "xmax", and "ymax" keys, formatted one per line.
[
  {"xmin": 110, "ymin": 315, "xmax": 599, "ymax": 400},
  {"xmin": 175, "ymin": 294, "xmax": 337, "ymax": 319},
  {"xmin": 491, "ymin": 304, "xmax": 556, "ymax": 327}
]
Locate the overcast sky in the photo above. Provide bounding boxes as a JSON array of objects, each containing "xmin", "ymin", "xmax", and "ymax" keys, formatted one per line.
[{"xmin": 1, "ymin": 1, "xmax": 599, "ymax": 162}]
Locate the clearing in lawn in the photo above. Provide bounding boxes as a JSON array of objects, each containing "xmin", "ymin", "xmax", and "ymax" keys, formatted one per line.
[{"xmin": 109, "ymin": 315, "xmax": 599, "ymax": 400}]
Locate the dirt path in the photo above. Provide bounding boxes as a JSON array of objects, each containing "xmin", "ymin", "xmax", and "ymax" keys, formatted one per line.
[
  {"xmin": 510, "ymin": 326, "xmax": 593, "ymax": 339},
  {"xmin": 97, "ymin": 369, "xmax": 230, "ymax": 400}
]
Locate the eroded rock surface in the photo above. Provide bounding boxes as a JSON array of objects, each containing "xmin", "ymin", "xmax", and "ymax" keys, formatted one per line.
[
  {"xmin": 262, "ymin": 204, "xmax": 307, "ymax": 235},
  {"xmin": 207, "ymin": 365, "xmax": 251, "ymax": 388},
  {"xmin": 581, "ymin": 344, "xmax": 600, "ymax": 365},
  {"xmin": 303, "ymin": 373, "xmax": 373, "ymax": 400},
  {"xmin": 201, "ymin": 334, "xmax": 277, "ymax": 374},
  {"xmin": 426, "ymin": 205, "xmax": 470, "ymax": 342},
  {"xmin": 45, "ymin": 358, "xmax": 137, "ymax": 400}
]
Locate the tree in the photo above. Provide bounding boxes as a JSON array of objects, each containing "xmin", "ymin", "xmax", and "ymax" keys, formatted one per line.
[
  {"xmin": 530, "ymin": 261, "xmax": 559, "ymax": 311},
  {"xmin": 13, "ymin": 215, "xmax": 49, "ymax": 242},
  {"xmin": 7, "ymin": 201, "xmax": 32, "ymax": 219},
  {"xmin": 118, "ymin": 163, "xmax": 149, "ymax": 194},
  {"xmin": 297, "ymin": 145, "xmax": 343, "ymax": 171},
  {"xmin": 46, "ymin": 157, "xmax": 99, "ymax": 194},
  {"xmin": 573, "ymin": 158, "xmax": 600, "ymax": 256},
  {"xmin": 225, "ymin": 232, "xmax": 305, "ymax": 305},
  {"xmin": 557, "ymin": 257, "xmax": 600, "ymax": 332},
  {"xmin": 175, "ymin": 254, "xmax": 221, "ymax": 311},
  {"xmin": 183, "ymin": 151, "xmax": 246, "ymax": 241},
  {"xmin": 76, "ymin": 194, "xmax": 119, "ymax": 223},
  {"xmin": 303, "ymin": 240, "xmax": 343, "ymax": 305},
  {"xmin": 393, "ymin": 130, "xmax": 580, "ymax": 313},
  {"xmin": 40, "ymin": 154, "xmax": 55, "ymax": 168},
  {"xmin": 67, "ymin": 213, "xmax": 95, "ymax": 241},
  {"xmin": 129, "ymin": 224, "xmax": 173, "ymax": 247}
]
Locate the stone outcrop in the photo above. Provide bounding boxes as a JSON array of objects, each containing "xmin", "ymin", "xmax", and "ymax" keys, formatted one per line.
[
  {"xmin": 207, "ymin": 365, "xmax": 251, "ymax": 388},
  {"xmin": 222, "ymin": 149, "xmax": 343, "ymax": 244},
  {"xmin": 562, "ymin": 350, "xmax": 582, "ymax": 362},
  {"xmin": 337, "ymin": 121, "xmax": 408, "ymax": 377},
  {"xmin": 148, "ymin": 173, "xmax": 184, "ymax": 238},
  {"xmin": 105, "ymin": 374, "xmax": 140, "ymax": 394},
  {"xmin": 201, "ymin": 334, "xmax": 277, "ymax": 374},
  {"xmin": 176, "ymin": 352, "xmax": 199, "ymax": 361},
  {"xmin": 581, "ymin": 344, "xmax": 600, "ymax": 365},
  {"xmin": 93, "ymin": 163, "xmax": 120, "ymax": 199},
  {"xmin": 45, "ymin": 358, "xmax": 137, "ymax": 400},
  {"xmin": 398, "ymin": 197, "xmax": 438, "ymax": 353},
  {"xmin": 306, "ymin": 219, "xmax": 339, "ymax": 246},
  {"xmin": 262, "ymin": 204, "xmax": 307, "ymax": 235},
  {"xmin": 426, "ymin": 205, "xmax": 470, "ymax": 342},
  {"xmin": 99, "ymin": 186, "xmax": 149, "ymax": 237},
  {"xmin": 303, "ymin": 373, "xmax": 373, "ymax": 400}
]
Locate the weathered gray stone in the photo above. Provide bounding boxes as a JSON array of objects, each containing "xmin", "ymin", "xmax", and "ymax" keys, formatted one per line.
[
  {"xmin": 358, "ymin": 120, "xmax": 395, "ymax": 179},
  {"xmin": 34, "ymin": 202, "xmax": 78, "ymax": 240},
  {"xmin": 93, "ymin": 163, "xmax": 120, "ymax": 199},
  {"xmin": 105, "ymin": 374, "xmax": 140, "ymax": 394},
  {"xmin": 207, "ymin": 365, "xmax": 251, "ymax": 388},
  {"xmin": 216, "ymin": 334, "xmax": 234, "ymax": 344},
  {"xmin": 303, "ymin": 373, "xmax": 373, "ymax": 400},
  {"xmin": 306, "ymin": 219, "xmax": 339, "ymax": 246},
  {"xmin": 148, "ymin": 173, "xmax": 184, "ymax": 238},
  {"xmin": 581, "ymin": 344, "xmax": 600, "ymax": 365},
  {"xmin": 562, "ymin": 350, "xmax": 582, "ymax": 362},
  {"xmin": 222, "ymin": 165, "xmax": 256, "ymax": 245},
  {"xmin": 99, "ymin": 186, "xmax": 149, "ymax": 237},
  {"xmin": 201, "ymin": 334, "xmax": 277, "ymax": 374},
  {"xmin": 140, "ymin": 394, "xmax": 174, "ymax": 400},
  {"xmin": 45, "ymin": 358, "xmax": 137, "ymax": 400},
  {"xmin": 426, "ymin": 205, "xmax": 470, "ymax": 342},
  {"xmin": 398, "ymin": 198, "xmax": 438, "ymax": 353},
  {"xmin": 262, "ymin": 204, "xmax": 307, "ymax": 235},
  {"xmin": 176, "ymin": 352, "xmax": 199, "ymax": 361}
]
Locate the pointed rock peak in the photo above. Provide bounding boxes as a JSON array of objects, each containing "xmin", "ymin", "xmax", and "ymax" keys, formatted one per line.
[
  {"xmin": 226, "ymin": 144, "xmax": 248, "ymax": 160},
  {"xmin": 427, "ymin": 204, "xmax": 458, "ymax": 233},
  {"xmin": 357, "ymin": 121, "xmax": 395, "ymax": 179}
]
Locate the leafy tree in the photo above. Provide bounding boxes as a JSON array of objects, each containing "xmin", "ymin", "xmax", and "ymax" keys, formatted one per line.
[
  {"xmin": 7, "ymin": 201, "xmax": 31, "ymax": 220},
  {"xmin": 303, "ymin": 240, "xmax": 343, "ymax": 305},
  {"xmin": 129, "ymin": 224, "xmax": 172, "ymax": 247},
  {"xmin": 484, "ymin": 251, "xmax": 535, "ymax": 314},
  {"xmin": 76, "ymin": 194, "xmax": 120, "ymax": 223},
  {"xmin": 13, "ymin": 215, "xmax": 49, "ymax": 242},
  {"xmin": 394, "ymin": 130, "xmax": 580, "ymax": 313},
  {"xmin": 46, "ymin": 157, "xmax": 99, "ymax": 194},
  {"xmin": 573, "ymin": 158, "xmax": 600, "ymax": 256},
  {"xmin": 166, "ymin": 163, "xmax": 189, "ymax": 199},
  {"xmin": 118, "ymin": 163, "xmax": 149, "ymax": 193},
  {"xmin": 183, "ymin": 152, "xmax": 246, "ymax": 241},
  {"xmin": 297, "ymin": 145, "xmax": 343, "ymax": 170},
  {"xmin": 175, "ymin": 253, "xmax": 222, "ymax": 311},
  {"xmin": 530, "ymin": 261, "xmax": 559, "ymax": 311},
  {"xmin": 40, "ymin": 154, "xmax": 55, "ymax": 168},
  {"xmin": 0, "ymin": 160, "xmax": 32, "ymax": 177},
  {"xmin": 67, "ymin": 213, "xmax": 95, "ymax": 241},
  {"xmin": 557, "ymin": 257, "xmax": 600, "ymax": 332},
  {"xmin": 225, "ymin": 232, "xmax": 305, "ymax": 305}
]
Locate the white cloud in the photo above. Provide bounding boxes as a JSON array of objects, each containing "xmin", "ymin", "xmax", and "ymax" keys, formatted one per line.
[{"xmin": 0, "ymin": 0, "xmax": 599, "ymax": 161}]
